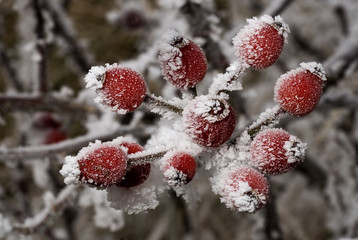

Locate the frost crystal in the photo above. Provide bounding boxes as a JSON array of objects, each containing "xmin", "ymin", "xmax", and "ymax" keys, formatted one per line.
[
  {"xmin": 183, "ymin": 95, "xmax": 231, "ymax": 123},
  {"xmin": 300, "ymin": 62, "xmax": 327, "ymax": 81},
  {"xmin": 84, "ymin": 65, "xmax": 107, "ymax": 89},
  {"xmin": 211, "ymin": 167, "xmax": 267, "ymax": 213},
  {"xmin": 251, "ymin": 15, "xmax": 290, "ymax": 42},
  {"xmin": 107, "ymin": 167, "xmax": 168, "ymax": 214},
  {"xmin": 284, "ymin": 135, "xmax": 307, "ymax": 163},
  {"xmin": 208, "ymin": 61, "xmax": 247, "ymax": 98},
  {"xmin": 60, "ymin": 155, "xmax": 81, "ymax": 185}
]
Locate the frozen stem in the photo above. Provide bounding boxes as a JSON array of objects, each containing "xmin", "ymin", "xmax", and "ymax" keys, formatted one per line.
[
  {"xmin": 13, "ymin": 185, "xmax": 77, "ymax": 234},
  {"xmin": 144, "ymin": 94, "xmax": 183, "ymax": 115},
  {"xmin": 127, "ymin": 150, "xmax": 167, "ymax": 167},
  {"xmin": 247, "ymin": 105, "xmax": 286, "ymax": 139},
  {"xmin": 208, "ymin": 61, "xmax": 247, "ymax": 98}
]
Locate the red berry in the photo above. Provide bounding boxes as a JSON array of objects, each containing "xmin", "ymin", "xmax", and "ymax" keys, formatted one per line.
[
  {"xmin": 213, "ymin": 166, "xmax": 269, "ymax": 213},
  {"xmin": 161, "ymin": 152, "xmax": 197, "ymax": 187},
  {"xmin": 117, "ymin": 142, "xmax": 151, "ymax": 188},
  {"xmin": 77, "ymin": 141, "xmax": 127, "ymax": 188},
  {"xmin": 84, "ymin": 64, "xmax": 146, "ymax": 114},
  {"xmin": 158, "ymin": 30, "xmax": 207, "ymax": 90},
  {"xmin": 33, "ymin": 112, "xmax": 61, "ymax": 129},
  {"xmin": 182, "ymin": 95, "xmax": 236, "ymax": 147},
  {"xmin": 233, "ymin": 15, "xmax": 289, "ymax": 69},
  {"xmin": 43, "ymin": 129, "xmax": 67, "ymax": 144},
  {"xmin": 274, "ymin": 62, "xmax": 326, "ymax": 116},
  {"xmin": 250, "ymin": 128, "xmax": 306, "ymax": 175}
]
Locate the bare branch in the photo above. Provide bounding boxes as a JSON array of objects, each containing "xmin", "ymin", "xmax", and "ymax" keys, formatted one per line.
[{"xmin": 0, "ymin": 94, "xmax": 98, "ymax": 114}]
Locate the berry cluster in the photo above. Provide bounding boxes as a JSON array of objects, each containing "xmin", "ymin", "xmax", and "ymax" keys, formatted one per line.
[{"xmin": 60, "ymin": 14, "xmax": 326, "ymax": 214}]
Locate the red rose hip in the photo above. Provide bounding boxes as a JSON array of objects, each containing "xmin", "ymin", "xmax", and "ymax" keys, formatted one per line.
[
  {"xmin": 274, "ymin": 62, "xmax": 326, "ymax": 116},
  {"xmin": 250, "ymin": 128, "xmax": 307, "ymax": 175},
  {"xmin": 182, "ymin": 95, "xmax": 236, "ymax": 147},
  {"xmin": 161, "ymin": 151, "xmax": 197, "ymax": 187},
  {"xmin": 212, "ymin": 166, "xmax": 269, "ymax": 213},
  {"xmin": 61, "ymin": 140, "xmax": 128, "ymax": 188},
  {"xmin": 158, "ymin": 30, "xmax": 207, "ymax": 90},
  {"xmin": 233, "ymin": 15, "xmax": 289, "ymax": 69},
  {"xmin": 84, "ymin": 64, "xmax": 146, "ymax": 114},
  {"xmin": 117, "ymin": 142, "xmax": 151, "ymax": 188}
]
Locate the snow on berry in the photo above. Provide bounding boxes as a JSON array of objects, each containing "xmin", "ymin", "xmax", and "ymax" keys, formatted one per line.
[
  {"xmin": 233, "ymin": 15, "xmax": 289, "ymax": 69},
  {"xmin": 160, "ymin": 151, "xmax": 197, "ymax": 187},
  {"xmin": 250, "ymin": 128, "xmax": 307, "ymax": 175},
  {"xmin": 84, "ymin": 63, "xmax": 146, "ymax": 114},
  {"xmin": 158, "ymin": 29, "xmax": 207, "ymax": 90},
  {"xmin": 182, "ymin": 95, "xmax": 236, "ymax": 147},
  {"xmin": 211, "ymin": 166, "xmax": 269, "ymax": 213},
  {"xmin": 60, "ymin": 138, "xmax": 128, "ymax": 188},
  {"xmin": 274, "ymin": 62, "xmax": 326, "ymax": 116},
  {"xmin": 117, "ymin": 142, "xmax": 151, "ymax": 188}
]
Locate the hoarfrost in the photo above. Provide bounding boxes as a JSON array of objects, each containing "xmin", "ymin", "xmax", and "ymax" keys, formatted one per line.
[
  {"xmin": 0, "ymin": 214, "xmax": 12, "ymax": 239},
  {"xmin": 79, "ymin": 188, "xmax": 125, "ymax": 231},
  {"xmin": 211, "ymin": 167, "xmax": 266, "ymax": 213},
  {"xmin": 107, "ymin": 167, "xmax": 168, "ymax": 214},
  {"xmin": 208, "ymin": 61, "xmax": 248, "ymax": 98},
  {"xmin": 60, "ymin": 155, "xmax": 80, "ymax": 185},
  {"xmin": 300, "ymin": 62, "xmax": 327, "ymax": 81},
  {"xmin": 284, "ymin": 135, "xmax": 307, "ymax": 164}
]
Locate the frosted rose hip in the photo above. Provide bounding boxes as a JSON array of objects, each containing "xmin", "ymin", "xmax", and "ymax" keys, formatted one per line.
[
  {"xmin": 158, "ymin": 30, "xmax": 207, "ymax": 90},
  {"xmin": 182, "ymin": 95, "xmax": 236, "ymax": 147},
  {"xmin": 212, "ymin": 166, "xmax": 269, "ymax": 213},
  {"xmin": 117, "ymin": 142, "xmax": 151, "ymax": 188},
  {"xmin": 250, "ymin": 128, "xmax": 307, "ymax": 175},
  {"xmin": 161, "ymin": 152, "xmax": 197, "ymax": 187},
  {"xmin": 233, "ymin": 15, "xmax": 289, "ymax": 69},
  {"xmin": 76, "ymin": 142, "xmax": 127, "ymax": 188},
  {"xmin": 274, "ymin": 62, "xmax": 326, "ymax": 116},
  {"xmin": 84, "ymin": 64, "xmax": 146, "ymax": 114}
]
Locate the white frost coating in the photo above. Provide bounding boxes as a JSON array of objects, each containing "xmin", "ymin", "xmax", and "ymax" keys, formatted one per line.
[
  {"xmin": 0, "ymin": 214, "xmax": 12, "ymax": 238},
  {"xmin": 208, "ymin": 61, "xmax": 248, "ymax": 98},
  {"xmin": 107, "ymin": 167, "xmax": 168, "ymax": 214},
  {"xmin": 211, "ymin": 168, "xmax": 266, "ymax": 213},
  {"xmin": 60, "ymin": 155, "xmax": 81, "ymax": 185},
  {"xmin": 158, "ymin": 30, "xmax": 190, "ymax": 88},
  {"xmin": 246, "ymin": 15, "xmax": 290, "ymax": 43},
  {"xmin": 84, "ymin": 65, "xmax": 106, "ymax": 89},
  {"xmin": 300, "ymin": 62, "xmax": 327, "ymax": 81},
  {"xmin": 284, "ymin": 135, "xmax": 307, "ymax": 163},
  {"xmin": 248, "ymin": 105, "xmax": 283, "ymax": 132},
  {"xmin": 79, "ymin": 188, "xmax": 125, "ymax": 231},
  {"xmin": 183, "ymin": 95, "xmax": 231, "ymax": 123}
]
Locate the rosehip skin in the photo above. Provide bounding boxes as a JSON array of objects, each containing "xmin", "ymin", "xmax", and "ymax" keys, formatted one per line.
[
  {"xmin": 274, "ymin": 69, "xmax": 323, "ymax": 116},
  {"xmin": 117, "ymin": 142, "xmax": 151, "ymax": 188},
  {"xmin": 159, "ymin": 36, "xmax": 207, "ymax": 90},
  {"xmin": 78, "ymin": 145, "xmax": 127, "ymax": 188},
  {"xmin": 234, "ymin": 22, "xmax": 284, "ymax": 69},
  {"xmin": 101, "ymin": 67, "xmax": 146, "ymax": 113},
  {"xmin": 162, "ymin": 152, "xmax": 197, "ymax": 186},
  {"xmin": 183, "ymin": 97, "xmax": 236, "ymax": 147},
  {"xmin": 218, "ymin": 166, "xmax": 269, "ymax": 213},
  {"xmin": 250, "ymin": 128, "xmax": 302, "ymax": 175}
]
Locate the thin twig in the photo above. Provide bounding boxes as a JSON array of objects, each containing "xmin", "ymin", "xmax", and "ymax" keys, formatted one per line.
[
  {"xmin": 0, "ymin": 17, "xmax": 24, "ymax": 91},
  {"xmin": 42, "ymin": 0, "xmax": 92, "ymax": 73},
  {"xmin": 32, "ymin": 0, "xmax": 47, "ymax": 94},
  {"xmin": 0, "ymin": 94, "xmax": 98, "ymax": 114},
  {"xmin": 144, "ymin": 94, "xmax": 183, "ymax": 115},
  {"xmin": 264, "ymin": 0, "xmax": 295, "ymax": 16},
  {"xmin": 0, "ymin": 128, "xmax": 144, "ymax": 161},
  {"xmin": 14, "ymin": 185, "xmax": 77, "ymax": 234}
]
